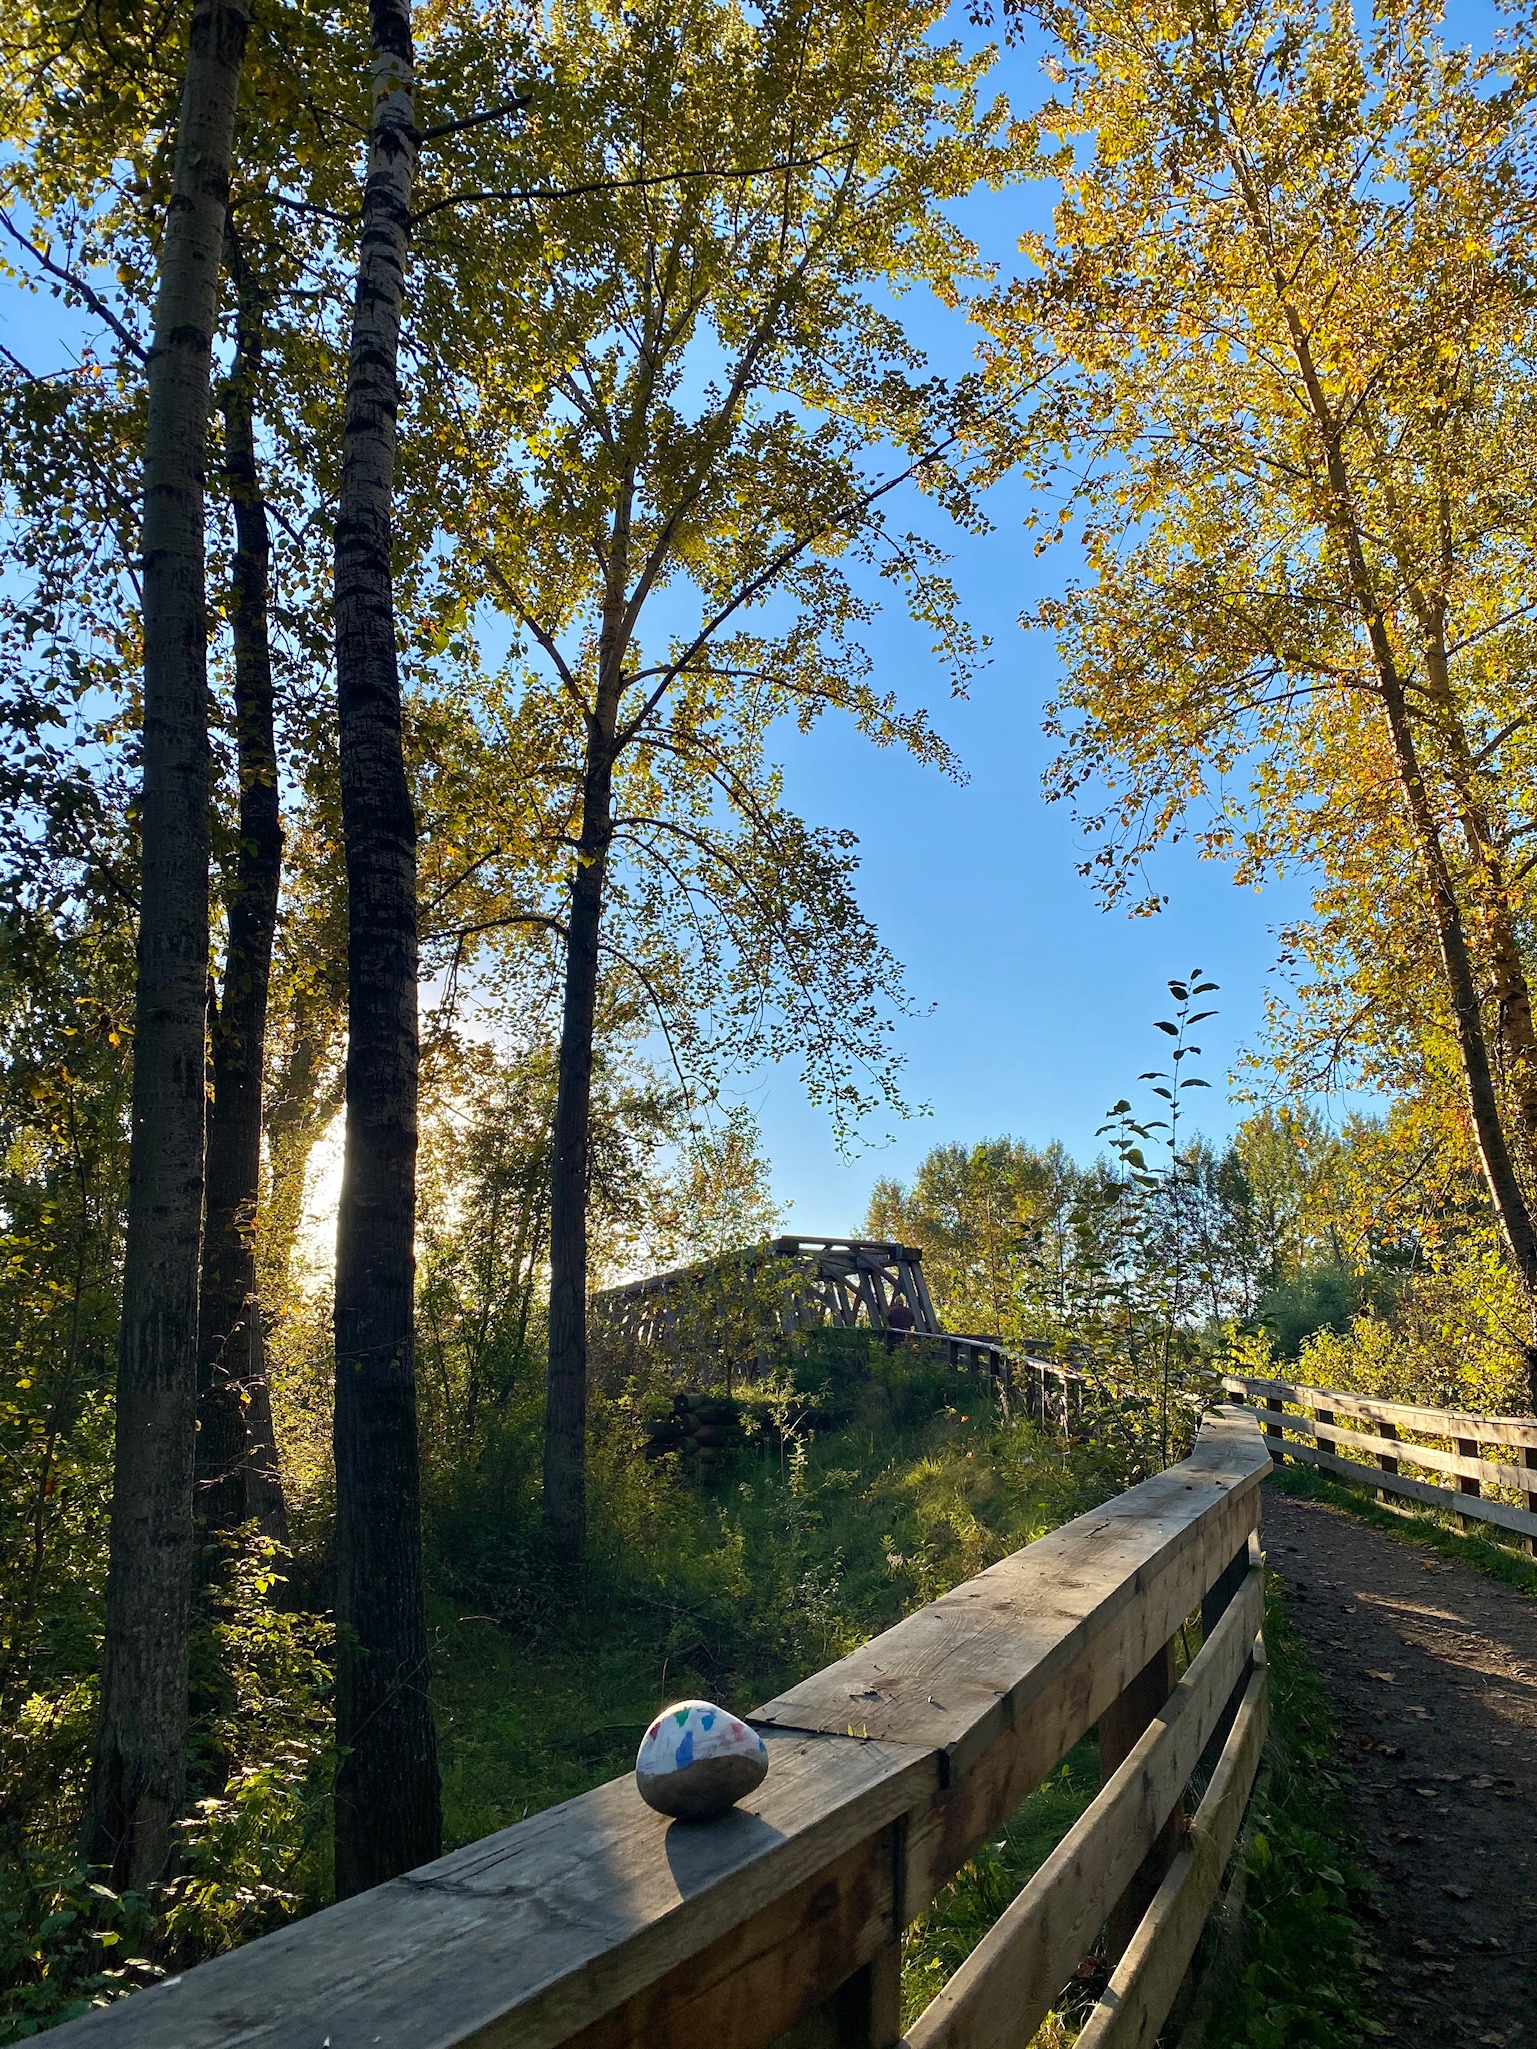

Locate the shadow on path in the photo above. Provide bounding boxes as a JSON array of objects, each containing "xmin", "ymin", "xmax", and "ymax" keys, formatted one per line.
[{"xmin": 1263, "ymin": 1484, "xmax": 1536, "ymax": 2048}]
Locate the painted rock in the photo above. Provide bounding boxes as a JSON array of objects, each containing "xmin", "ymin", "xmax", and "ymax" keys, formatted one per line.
[{"xmin": 635, "ymin": 1699, "xmax": 769, "ymax": 1820}]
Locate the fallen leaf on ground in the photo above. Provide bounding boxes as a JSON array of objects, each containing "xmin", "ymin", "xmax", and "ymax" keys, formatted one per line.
[
  {"xmin": 1368, "ymin": 1669, "xmax": 1397, "ymax": 1682},
  {"xmin": 1443, "ymin": 1884, "xmax": 1473, "ymax": 1899}
]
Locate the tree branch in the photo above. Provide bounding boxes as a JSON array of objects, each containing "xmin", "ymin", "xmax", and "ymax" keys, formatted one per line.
[
  {"xmin": 412, "ymin": 150, "xmax": 839, "ymax": 226},
  {"xmin": 0, "ymin": 209, "xmax": 147, "ymax": 363}
]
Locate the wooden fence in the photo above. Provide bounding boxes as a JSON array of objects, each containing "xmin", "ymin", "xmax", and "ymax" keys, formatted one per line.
[
  {"xmin": 1223, "ymin": 1371, "xmax": 1537, "ymax": 1553},
  {"xmin": 58, "ymin": 1410, "xmax": 1271, "ymax": 2049},
  {"xmin": 910, "ymin": 1334, "xmax": 1085, "ymax": 1430}
]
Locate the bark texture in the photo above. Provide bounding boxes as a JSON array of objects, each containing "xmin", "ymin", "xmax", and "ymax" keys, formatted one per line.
[
  {"xmin": 542, "ymin": 528, "xmax": 630, "ymax": 1555},
  {"xmin": 331, "ymin": 0, "xmax": 441, "ymax": 1896},
  {"xmin": 1274, "ymin": 295, "xmax": 1537, "ymax": 1394},
  {"xmin": 196, "ymin": 268, "xmax": 287, "ymax": 1549},
  {"xmin": 87, "ymin": 0, "xmax": 251, "ymax": 1893},
  {"xmin": 543, "ymin": 769, "xmax": 612, "ymax": 1558}
]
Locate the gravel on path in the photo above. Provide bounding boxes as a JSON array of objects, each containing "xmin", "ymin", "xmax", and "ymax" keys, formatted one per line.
[{"xmin": 1262, "ymin": 1483, "xmax": 1536, "ymax": 2048}]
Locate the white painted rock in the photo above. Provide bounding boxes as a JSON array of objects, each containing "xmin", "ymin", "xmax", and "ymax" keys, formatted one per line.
[{"xmin": 635, "ymin": 1699, "xmax": 769, "ymax": 1820}]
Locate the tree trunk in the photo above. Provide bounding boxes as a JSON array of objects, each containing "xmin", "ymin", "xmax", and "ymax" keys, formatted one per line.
[
  {"xmin": 1417, "ymin": 601, "xmax": 1537, "ymax": 1165},
  {"xmin": 196, "ymin": 259, "xmax": 287, "ymax": 1550},
  {"xmin": 86, "ymin": 0, "xmax": 251, "ymax": 1894},
  {"xmin": 543, "ymin": 758, "xmax": 614, "ymax": 1557},
  {"xmin": 1376, "ymin": 666, "xmax": 1537, "ymax": 1397},
  {"xmin": 331, "ymin": 0, "xmax": 440, "ymax": 1896}
]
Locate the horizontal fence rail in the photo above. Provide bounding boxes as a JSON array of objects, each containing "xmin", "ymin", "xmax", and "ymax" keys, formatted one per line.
[
  {"xmin": 57, "ymin": 1411, "xmax": 1272, "ymax": 2049},
  {"xmin": 1224, "ymin": 1371, "xmax": 1537, "ymax": 1553}
]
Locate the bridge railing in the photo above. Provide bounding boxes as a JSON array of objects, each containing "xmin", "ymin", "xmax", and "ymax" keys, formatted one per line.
[
  {"xmin": 59, "ymin": 1410, "xmax": 1271, "ymax": 2049},
  {"xmin": 1223, "ymin": 1370, "xmax": 1537, "ymax": 1553},
  {"xmin": 902, "ymin": 1330, "xmax": 1087, "ymax": 1431}
]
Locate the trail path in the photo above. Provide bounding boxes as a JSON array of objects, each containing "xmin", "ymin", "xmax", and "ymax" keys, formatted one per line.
[{"xmin": 1263, "ymin": 1487, "xmax": 1537, "ymax": 2047}]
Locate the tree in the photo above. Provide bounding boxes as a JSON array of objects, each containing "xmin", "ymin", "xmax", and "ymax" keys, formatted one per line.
[
  {"xmin": 328, "ymin": 0, "xmax": 441, "ymax": 1898},
  {"xmin": 867, "ymin": 1137, "xmax": 1081, "ymax": 1344},
  {"xmin": 988, "ymin": 0, "xmax": 1537, "ymax": 1396},
  {"xmin": 415, "ymin": 0, "xmax": 1028, "ymax": 1553},
  {"xmin": 195, "ymin": 243, "xmax": 287, "ymax": 1547},
  {"xmin": 85, "ymin": 0, "xmax": 253, "ymax": 1893}
]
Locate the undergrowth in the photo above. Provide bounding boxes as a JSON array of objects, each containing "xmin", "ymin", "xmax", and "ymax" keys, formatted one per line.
[
  {"xmin": 429, "ymin": 1338, "xmax": 1127, "ymax": 1840},
  {"xmin": 1181, "ymin": 1566, "xmax": 1379, "ymax": 2048}
]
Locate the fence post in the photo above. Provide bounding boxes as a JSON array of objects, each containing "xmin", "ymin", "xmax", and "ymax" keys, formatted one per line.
[
  {"xmin": 767, "ymin": 1821, "xmax": 905, "ymax": 2049},
  {"xmin": 1454, "ymin": 1434, "xmax": 1480, "ymax": 1534},
  {"xmin": 1263, "ymin": 1395, "xmax": 1286, "ymax": 1463},
  {"xmin": 1097, "ymin": 1637, "xmax": 1179, "ymax": 1963},
  {"xmin": 1377, "ymin": 1418, "xmax": 1399, "ymax": 1504},
  {"xmin": 1525, "ymin": 1448, "xmax": 1537, "ymax": 1560}
]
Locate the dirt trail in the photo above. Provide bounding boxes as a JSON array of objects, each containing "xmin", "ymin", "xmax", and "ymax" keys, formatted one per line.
[{"xmin": 1262, "ymin": 1486, "xmax": 1536, "ymax": 2047}]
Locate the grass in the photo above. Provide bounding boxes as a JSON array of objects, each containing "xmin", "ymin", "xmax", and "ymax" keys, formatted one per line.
[
  {"xmin": 900, "ymin": 1736, "xmax": 1103, "ymax": 2036},
  {"xmin": 424, "ymin": 1363, "xmax": 1400, "ymax": 2049},
  {"xmin": 1176, "ymin": 1567, "xmax": 1380, "ymax": 2048},
  {"xmin": 426, "ymin": 1337, "xmax": 1127, "ymax": 1843}
]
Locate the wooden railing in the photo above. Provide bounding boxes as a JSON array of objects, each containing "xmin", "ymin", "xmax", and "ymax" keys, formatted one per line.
[
  {"xmin": 1224, "ymin": 1371, "xmax": 1537, "ymax": 1553},
  {"xmin": 58, "ymin": 1410, "xmax": 1271, "ymax": 2049},
  {"xmin": 907, "ymin": 1332, "xmax": 1086, "ymax": 1429}
]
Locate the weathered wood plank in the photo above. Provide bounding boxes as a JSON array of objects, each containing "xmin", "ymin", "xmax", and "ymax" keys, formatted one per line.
[
  {"xmin": 861, "ymin": 1417, "xmax": 1267, "ymax": 1903},
  {"xmin": 902, "ymin": 1570, "xmax": 1262, "ymax": 2049},
  {"xmin": 1245, "ymin": 1409, "xmax": 1521, "ymax": 1492},
  {"xmin": 1284, "ymin": 1440, "xmax": 1537, "ymax": 1540},
  {"xmin": 51, "ymin": 1732, "xmax": 936, "ymax": 2049},
  {"xmin": 1072, "ymin": 1643, "xmax": 1269, "ymax": 2049},
  {"xmin": 757, "ymin": 1413, "xmax": 1268, "ymax": 1773},
  {"xmin": 1222, "ymin": 1375, "xmax": 1537, "ymax": 1449},
  {"xmin": 1097, "ymin": 1638, "xmax": 1178, "ymax": 1963},
  {"xmin": 562, "ymin": 1823, "xmax": 903, "ymax": 2049}
]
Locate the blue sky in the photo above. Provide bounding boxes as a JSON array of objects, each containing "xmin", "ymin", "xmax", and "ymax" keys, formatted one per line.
[
  {"xmin": 736, "ymin": 34, "xmax": 1325, "ymax": 1234},
  {"xmin": 744, "ymin": 511, "xmax": 1322, "ymax": 1233}
]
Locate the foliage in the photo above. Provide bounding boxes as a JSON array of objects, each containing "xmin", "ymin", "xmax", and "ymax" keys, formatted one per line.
[
  {"xmin": 428, "ymin": 1354, "xmax": 1124, "ymax": 1839},
  {"xmin": 0, "ymin": 1864, "xmax": 157, "ymax": 2042},
  {"xmin": 409, "ymin": 0, "xmax": 1033, "ymax": 1137},
  {"xmin": 1187, "ymin": 1568, "xmax": 1379, "ymax": 2048},
  {"xmin": 0, "ymin": 1530, "xmax": 332, "ymax": 2034},
  {"xmin": 984, "ymin": 0, "xmax": 1537, "ymax": 1354}
]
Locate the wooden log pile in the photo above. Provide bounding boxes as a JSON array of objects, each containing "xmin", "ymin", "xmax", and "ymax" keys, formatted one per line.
[{"xmin": 642, "ymin": 1391, "xmax": 746, "ymax": 1473}]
